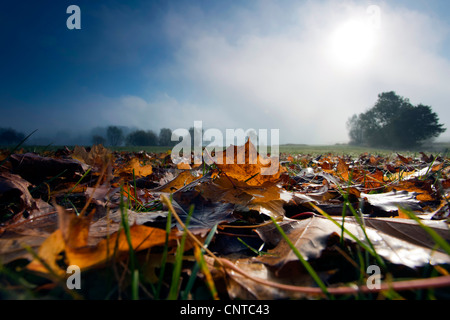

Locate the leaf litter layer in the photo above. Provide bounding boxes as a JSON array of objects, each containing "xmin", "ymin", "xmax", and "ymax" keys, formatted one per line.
[{"xmin": 0, "ymin": 142, "xmax": 450, "ymax": 300}]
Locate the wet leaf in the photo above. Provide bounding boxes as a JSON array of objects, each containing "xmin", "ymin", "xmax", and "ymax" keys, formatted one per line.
[
  {"xmin": 255, "ymin": 215, "xmax": 450, "ymax": 273},
  {"xmin": 222, "ymin": 257, "xmax": 316, "ymax": 300},
  {"xmin": 389, "ymin": 179, "xmax": 436, "ymax": 202},
  {"xmin": 2, "ymin": 144, "xmax": 450, "ymax": 300},
  {"xmin": 360, "ymin": 190, "xmax": 422, "ymax": 212},
  {"xmin": 170, "ymin": 175, "xmax": 237, "ymax": 235}
]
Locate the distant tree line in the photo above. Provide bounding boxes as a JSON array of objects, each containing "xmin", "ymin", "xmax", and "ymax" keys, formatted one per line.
[
  {"xmin": 347, "ymin": 91, "xmax": 446, "ymax": 148},
  {"xmin": 92, "ymin": 126, "xmax": 177, "ymax": 147},
  {"xmin": 0, "ymin": 126, "xmax": 178, "ymax": 147},
  {"xmin": 0, "ymin": 128, "xmax": 25, "ymax": 145}
]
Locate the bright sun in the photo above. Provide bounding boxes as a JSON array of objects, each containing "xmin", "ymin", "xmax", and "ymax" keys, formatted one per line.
[{"xmin": 330, "ymin": 19, "xmax": 377, "ymax": 69}]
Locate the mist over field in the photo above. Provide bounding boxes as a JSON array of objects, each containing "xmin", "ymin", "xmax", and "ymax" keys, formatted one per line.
[{"xmin": 1, "ymin": 1, "xmax": 450, "ymax": 146}]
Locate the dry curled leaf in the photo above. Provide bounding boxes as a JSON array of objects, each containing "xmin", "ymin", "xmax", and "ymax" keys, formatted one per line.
[
  {"xmin": 152, "ymin": 169, "xmax": 203, "ymax": 193},
  {"xmin": 216, "ymin": 140, "xmax": 285, "ymax": 186},
  {"xmin": 0, "ymin": 171, "xmax": 35, "ymax": 218},
  {"xmin": 71, "ymin": 144, "xmax": 111, "ymax": 168},
  {"xmin": 27, "ymin": 205, "xmax": 178, "ymax": 274}
]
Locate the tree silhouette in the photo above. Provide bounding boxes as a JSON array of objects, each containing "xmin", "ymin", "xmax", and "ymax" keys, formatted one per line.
[
  {"xmin": 0, "ymin": 128, "xmax": 25, "ymax": 145},
  {"xmin": 347, "ymin": 92, "xmax": 446, "ymax": 148},
  {"xmin": 92, "ymin": 134, "xmax": 106, "ymax": 145},
  {"xmin": 106, "ymin": 126, "xmax": 124, "ymax": 146},
  {"xmin": 158, "ymin": 128, "xmax": 174, "ymax": 146},
  {"xmin": 126, "ymin": 130, "xmax": 158, "ymax": 146}
]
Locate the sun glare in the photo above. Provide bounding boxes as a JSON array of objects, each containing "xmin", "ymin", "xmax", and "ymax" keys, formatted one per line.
[{"xmin": 329, "ymin": 19, "xmax": 377, "ymax": 69}]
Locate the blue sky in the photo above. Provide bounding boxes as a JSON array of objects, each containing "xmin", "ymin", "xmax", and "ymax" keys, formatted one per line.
[{"xmin": 1, "ymin": 0, "xmax": 450, "ymax": 145}]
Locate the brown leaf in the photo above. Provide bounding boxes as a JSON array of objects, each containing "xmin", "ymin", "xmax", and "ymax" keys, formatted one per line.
[
  {"xmin": 9, "ymin": 153, "xmax": 86, "ymax": 185},
  {"xmin": 198, "ymin": 174, "xmax": 286, "ymax": 217},
  {"xmin": 27, "ymin": 205, "xmax": 178, "ymax": 273},
  {"xmin": 176, "ymin": 162, "xmax": 192, "ymax": 170},
  {"xmin": 397, "ymin": 153, "xmax": 413, "ymax": 164},
  {"xmin": 55, "ymin": 204, "xmax": 92, "ymax": 248},
  {"xmin": 153, "ymin": 170, "xmax": 203, "ymax": 193},
  {"xmin": 336, "ymin": 158, "xmax": 350, "ymax": 181},
  {"xmin": 361, "ymin": 190, "xmax": 422, "ymax": 212},
  {"xmin": 256, "ymin": 215, "xmax": 450, "ymax": 274},
  {"xmin": 420, "ymin": 152, "xmax": 433, "ymax": 163},
  {"xmin": 71, "ymin": 144, "xmax": 111, "ymax": 168},
  {"xmin": 0, "ymin": 171, "xmax": 35, "ymax": 218},
  {"xmin": 222, "ymin": 257, "xmax": 315, "ymax": 300},
  {"xmin": 116, "ymin": 157, "xmax": 153, "ymax": 178},
  {"xmin": 0, "ymin": 200, "xmax": 57, "ymax": 264},
  {"xmin": 390, "ymin": 179, "xmax": 436, "ymax": 202},
  {"xmin": 26, "ymin": 230, "xmax": 66, "ymax": 276},
  {"xmin": 216, "ymin": 140, "xmax": 285, "ymax": 186},
  {"xmin": 65, "ymin": 224, "xmax": 175, "ymax": 270}
]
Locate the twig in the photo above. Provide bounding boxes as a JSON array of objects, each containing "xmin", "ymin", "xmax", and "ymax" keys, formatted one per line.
[
  {"xmin": 78, "ymin": 159, "xmax": 110, "ymax": 217},
  {"xmin": 160, "ymin": 195, "xmax": 450, "ymax": 298},
  {"xmin": 218, "ymin": 219, "xmax": 280, "ymax": 229},
  {"xmin": 218, "ymin": 258, "xmax": 450, "ymax": 296}
]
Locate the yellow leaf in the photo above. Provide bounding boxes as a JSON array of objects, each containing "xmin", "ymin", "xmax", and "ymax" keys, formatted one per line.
[
  {"xmin": 27, "ymin": 205, "xmax": 178, "ymax": 273},
  {"xmin": 216, "ymin": 140, "xmax": 285, "ymax": 186},
  {"xmin": 26, "ymin": 230, "xmax": 66, "ymax": 276},
  {"xmin": 118, "ymin": 158, "xmax": 153, "ymax": 177},
  {"xmin": 155, "ymin": 170, "xmax": 202, "ymax": 193},
  {"xmin": 177, "ymin": 162, "xmax": 192, "ymax": 170},
  {"xmin": 65, "ymin": 225, "xmax": 175, "ymax": 270}
]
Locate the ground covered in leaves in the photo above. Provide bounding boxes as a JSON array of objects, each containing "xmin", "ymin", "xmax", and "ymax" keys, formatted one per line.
[{"xmin": 1, "ymin": 142, "xmax": 450, "ymax": 300}]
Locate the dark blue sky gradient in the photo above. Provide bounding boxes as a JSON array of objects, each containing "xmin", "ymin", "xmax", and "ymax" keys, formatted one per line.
[
  {"xmin": 1, "ymin": 1, "xmax": 168, "ymax": 100},
  {"xmin": 1, "ymin": 0, "xmax": 450, "ymax": 145}
]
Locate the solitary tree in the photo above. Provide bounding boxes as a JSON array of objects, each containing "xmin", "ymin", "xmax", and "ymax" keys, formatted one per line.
[
  {"xmin": 106, "ymin": 126, "xmax": 124, "ymax": 146},
  {"xmin": 347, "ymin": 92, "xmax": 446, "ymax": 148}
]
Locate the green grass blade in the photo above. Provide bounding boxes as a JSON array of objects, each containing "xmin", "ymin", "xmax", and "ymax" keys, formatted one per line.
[
  {"xmin": 168, "ymin": 204, "xmax": 194, "ymax": 300},
  {"xmin": 120, "ymin": 186, "xmax": 139, "ymax": 300},
  {"xmin": 29, "ymin": 169, "xmax": 68, "ymax": 194},
  {"xmin": 237, "ymin": 237, "xmax": 261, "ymax": 255},
  {"xmin": 345, "ymin": 201, "xmax": 386, "ymax": 269},
  {"xmin": 181, "ymin": 223, "xmax": 218, "ymax": 299},
  {"xmin": 155, "ymin": 204, "xmax": 173, "ymax": 299},
  {"xmin": 310, "ymin": 202, "xmax": 386, "ymax": 269},
  {"xmin": 64, "ymin": 167, "xmax": 91, "ymax": 199},
  {"xmin": 0, "ymin": 129, "xmax": 37, "ymax": 168},
  {"xmin": 401, "ymin": 208, "xmax": 450, "ymax": 256}
]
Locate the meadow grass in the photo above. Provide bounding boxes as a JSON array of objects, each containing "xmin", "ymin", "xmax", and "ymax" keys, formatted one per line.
[{"xmin": 9, "ymin": 142, "xmax": 450, "ymax": 158}]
